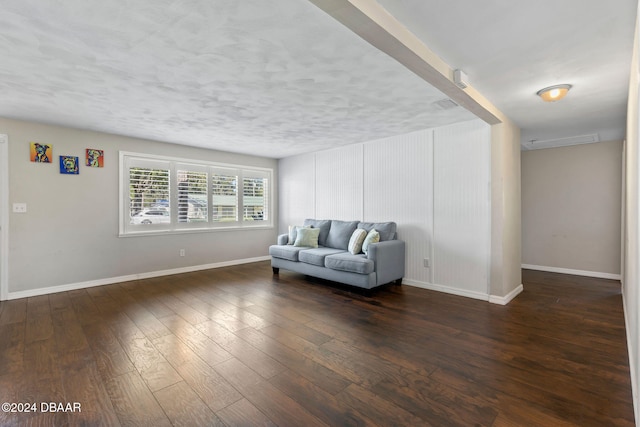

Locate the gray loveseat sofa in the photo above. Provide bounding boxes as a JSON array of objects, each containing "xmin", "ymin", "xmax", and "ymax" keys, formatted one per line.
[{"xmin": 269, "ymin": 219, "xmax": 405, "ymax": 290}]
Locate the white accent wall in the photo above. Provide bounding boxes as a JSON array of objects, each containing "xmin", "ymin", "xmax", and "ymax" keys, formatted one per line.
[
  {"xmin": 315, "ymin": 145, "xmax": 364, "ymax": 220},
  {"xmin": 279, "ymin": 119, "xmax": 492, "ymax": 300},
  {"xmin": 364, "ymin": 130, "xmax": 432, "ymax": 285},
  {"xmin": 433, "ymin": 122, "xmax": 491, "ymax": 297}
]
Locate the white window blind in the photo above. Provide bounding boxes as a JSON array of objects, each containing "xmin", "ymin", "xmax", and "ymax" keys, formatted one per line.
[
  {"xmin": 243, "ymin": 175, "xmax": 268, "ymax": 222},
  {"xmin": 126, "ymin": 160, "xmax": 171, "ymax": 232},
  {"xmin": 129, "ymin": 167, "xmax": 170, "ymax": 215},
  {"xmin": 211, "ymin": 171, "xmax": 238, "ymax": 223},
  {"xmin": 119, "ymin": 152, "xmax": 272, "ymax": 236},
  {"xmin": 177, "ymin": 168, "xmax": 208, "ymax": 224}
]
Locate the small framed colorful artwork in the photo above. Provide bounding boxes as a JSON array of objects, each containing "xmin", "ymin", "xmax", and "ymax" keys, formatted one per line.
[
  {"xmin": 30, "ymin": 142, "xmax": 52, "ymax": 163},
  {"xmin": 59, "ymin": 155, "xmax": 79, "ymax": 174},
  {"xmin": 86, "ymin": 148, "xmax": 104, "ymax": 167}
]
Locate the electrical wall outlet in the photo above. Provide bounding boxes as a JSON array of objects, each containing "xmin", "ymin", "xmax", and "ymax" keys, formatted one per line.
[
  {"xmin": 423, "ymin": 258, "xmax": 430, "ymax": 268},
  {"xmin": 179, "ymin": 249, "xmax": 185, "ymax": 257},
  {"xmin": 12, "ymin": 203, "xmax": 27, "ymax": 213}
]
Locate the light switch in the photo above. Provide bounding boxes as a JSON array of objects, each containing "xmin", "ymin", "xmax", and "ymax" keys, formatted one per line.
[{"xmin": 12, "ymin": 203, "xmax": 27, "ymax": 213}]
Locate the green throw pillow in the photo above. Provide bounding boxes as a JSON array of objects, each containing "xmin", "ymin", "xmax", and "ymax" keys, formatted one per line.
[
  {"xmin": 288, "ymin": 225, "xmax": 309, "ymax": 245},
  {"xmin": 294, "ymin": 227, "xmax": 320, "ymax": 248},
  {"xmin": 362, "ymin": 229, "xmax": 380, "ymax": 255}
]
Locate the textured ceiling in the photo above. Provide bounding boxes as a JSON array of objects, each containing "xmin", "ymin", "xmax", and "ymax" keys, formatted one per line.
[
  {"xmin": 2, "ymin": 1, "xmax": 636, "ymax": 156},
  {"xmin": 0, "ymin": 0, "xmax": 476, "ymax": 158},
  {"xmin": 377, "ymin": 0, "xmax": 637, "ymax": 150}
]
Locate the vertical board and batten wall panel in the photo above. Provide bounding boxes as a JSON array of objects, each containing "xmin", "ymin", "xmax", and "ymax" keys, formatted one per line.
[
  {"xmin": 278, "ymin": 153, "xmax": 316, "ymax": 233},
  {"xmin": 363, "ymin": 129, "xmax": 433, "ymax": 284},
  {"xmin": 433, "ymin": 120, "xmax": 491, "ymax": 296},
  {"xmin": 277, "ymin": 119, "xmax": 492, "ymax": 300},
  {"xmin": 315, "ymin": 144, "xmax": 363, "ymax": 220}
]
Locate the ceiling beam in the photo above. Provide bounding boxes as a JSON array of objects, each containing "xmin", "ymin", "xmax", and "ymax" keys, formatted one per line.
[{"xmin": 308, "ymin": 0, "xmax": 504, "ymax": 125}]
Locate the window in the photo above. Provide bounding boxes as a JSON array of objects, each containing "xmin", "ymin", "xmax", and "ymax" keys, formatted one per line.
[
  {"xmin": 211, "ymin": 170, "xmax": 238, "ymax": 223},
  {"xmin": 177, "ymin": 167, "xmax": 208, "ymax": 223},
  {"xmin": 129, "ymin": 167, "xmax": 170, "ymax": 219},
  {"xmin": 243, "ymin": 173, "xmax": 268, "ymax": 222},
  {"xmin": 120, "ymin": 152, "xmax": 272, "ymax": 235}
]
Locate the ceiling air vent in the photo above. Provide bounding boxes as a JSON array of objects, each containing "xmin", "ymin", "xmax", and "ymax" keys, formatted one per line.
[
  {"xmin": 522, "ymin": 133, "xmax": 600, "ymax": 151},
  {"xmin": 433, "ymin": 98, "xmax": 459, "ymax": 110}
]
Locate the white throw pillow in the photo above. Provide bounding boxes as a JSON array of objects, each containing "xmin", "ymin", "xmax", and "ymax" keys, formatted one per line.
[
  {"xmin": 348, "ymin": 228, "xmax": 368, "ymax": 254},
  {"xmin": 362, "ymin": 229, "xmax": 380, "ymax": 255}
]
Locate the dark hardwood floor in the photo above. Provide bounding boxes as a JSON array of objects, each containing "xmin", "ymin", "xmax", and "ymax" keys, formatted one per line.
[{"xmin": 0, "ymin": 262, "xmax": 634, "ymax": 426}]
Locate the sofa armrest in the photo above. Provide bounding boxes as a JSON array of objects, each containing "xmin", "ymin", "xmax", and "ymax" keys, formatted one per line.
[
  {"xmin": 277, "ymin": 234, "xmax": 289, "ymax": 245},
  {"xmin": 367, "ymin": 240, "xmax": 405, "ymax": 285}
]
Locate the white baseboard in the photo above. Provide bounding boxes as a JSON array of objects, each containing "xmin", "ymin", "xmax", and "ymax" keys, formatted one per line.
[
  {"xmin": 7, "ymin": 256, "xmax": 271, "ymax": 300},
  {"xmin": 403, "ymin": 279, "xmax": 490, "ymax": 302},
  {"xmin": 403, "ymin": 279, "xmax": 523, "ymax": 305},
  {"xmin": 489, "ymin": 284, "xmax": 524, "ymax": 305},
  {"xmin": 521, "ymin": 264, "xmax": 621, "ymax": 280}
]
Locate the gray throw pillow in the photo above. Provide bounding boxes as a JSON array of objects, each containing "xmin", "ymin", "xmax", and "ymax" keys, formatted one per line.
[
  {"xmin": 326, "ymin": 220, "xmax": 359, "ymax": 250},
  {"xmin": 303, "ymin": 219, "xmax": 331, "ymax": 246}
]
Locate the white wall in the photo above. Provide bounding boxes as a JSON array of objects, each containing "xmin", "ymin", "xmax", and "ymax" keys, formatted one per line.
[
  {"xmin": 624, "ymin": 11, "xmax": 640, "ymax": 424},
  {"xmin": 316, "ymin": 145, "xmax": 364, "ymax": 220},
  {"xmin": 522, "ymin": 140, "xmax": 623, "ymax": 278},
  {"xmin": 279, "ymin": 119, "xmax": 493, "ymax": 300},
  {"xmin": 433, "ymin": 121, "xmax": 491, "ymax": 297},
  {"xmin": 0, "ymin": 134, "xmax": 8, "ymax": 301},
  {"xmin": 489, "ymin": 120, "xmax": 522, "ymax": 302},
  {"xmin": 2, "ymin": 117, "xmax": 278, "ymax": 298},
  {"xmin": 363, "ymin": 130, "xmax": 433, "ymax": 284}
]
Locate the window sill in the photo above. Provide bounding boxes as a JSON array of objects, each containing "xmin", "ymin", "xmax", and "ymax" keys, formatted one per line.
[{"xmin": 119, "ymin": 224, "xmax": 274, "ymax": 238}]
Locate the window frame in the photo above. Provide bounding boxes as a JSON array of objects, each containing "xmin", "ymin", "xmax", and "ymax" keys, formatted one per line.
[{"xmin": 119, "ymin": 151, "xmax": 273, "ymax": 237}]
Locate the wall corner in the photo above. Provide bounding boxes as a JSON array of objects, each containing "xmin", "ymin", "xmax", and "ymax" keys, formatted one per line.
[{"xmin": 490, "ymin": 120, "xmax": 522, "ymax": 300}]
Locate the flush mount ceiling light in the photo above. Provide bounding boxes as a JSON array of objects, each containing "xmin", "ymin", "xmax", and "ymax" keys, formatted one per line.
[{"xmin": 536, "ymin": 84, "xmax": 572, "ymax": 102}]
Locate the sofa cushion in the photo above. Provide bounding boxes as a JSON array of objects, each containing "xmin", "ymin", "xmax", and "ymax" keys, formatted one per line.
[
  {"xmin": 326, "ymin": 220, "xmax": 359, "ymax": 250},
  {"xmin": 348, "ymin": 228, "xmax": 367, "ymax": 254},
  {"xmin": 325, "ymin": 253, "xmax": 374, "ymax": 275},
  {"xmin": 358, "ymin": 222, "xmax": 397, "ymax": 241},
  {"xmin": 294, "ymin": 227, "xmax": 320, "ymax": 248},
  {"xmin": 303, "ymin": 219, "xmax": 331, "ymax": 247},
  {"xmin": 269, "ymin": 245, "xmax": 309, "ymax": 262},
  {"xmin": 299, "ymin": 248, "xmax": 346, "ymax": 266}
]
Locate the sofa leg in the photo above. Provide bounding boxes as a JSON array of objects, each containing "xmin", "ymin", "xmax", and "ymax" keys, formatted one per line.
[
  {"xmin": 272, "ymin": 267, "xmax": 279, "ymax": 275},
  {"xmin": 395, "ymin": 278, "xmax": 403, "ymax": 286}
]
